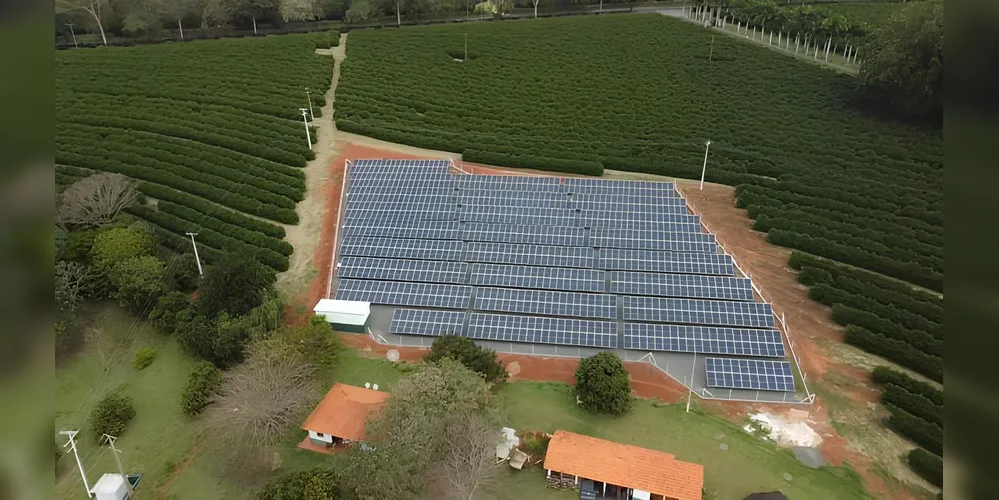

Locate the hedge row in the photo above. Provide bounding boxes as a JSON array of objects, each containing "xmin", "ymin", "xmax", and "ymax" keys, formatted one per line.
[
  {"xmin": 881, "ymin": 383, "xmax": 943, "ymax": 427},
  {"xmin": 808, "ymin": 283, "xmax": 942, "ymax": 339},
  {"xmin": 137, "ymin": 183, "xmax": 286, "ymax": 239},
  {"xmin": 130, "ymin": 206, "xmax": 289, "ymax": 272},
  {"xmin": 844, "ymin": 326, "xmax": 942, "ymax": 382},
  {"xmin": 788, "ymin": 252, "xmax": 943, "ymax": 318},
  {"xmin": 906, "ymin": 448, "xmax": 943, "ymax": 487},
  {"xmin": 158, "ymin": 202, "xmax": 293, "ymax": 256},
  {"xmin": 141, "ymin": 217, "xmax": 224, "ymax": 264},
  {"xmin": 310, "ymin": 30, "xmax": 340, "ymax": 48},
  {"xmin": 884, "ymin": 403, "xmax": 943, "ymax": 456},
  {"xmin": 830, "ymin": 305, "xmax": 941, "ymax": 356},
  {"xmin": 768, "ymin": 229, "xmax": 943, "ymax": 292},
  {"xmin": 57, "ymin": 151, "xmax": 299, "ymax": 224},
  {"xmin": 871, "ymin": 366, "xmax": 943, "ymax": 405},
  {"xmin": 463, "ymin": 149, "xmax": 604, "ymax": 176}
]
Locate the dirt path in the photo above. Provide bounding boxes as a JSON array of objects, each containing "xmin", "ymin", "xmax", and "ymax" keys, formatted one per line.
[
  {"xmin": 276, "ymin": 35, "xmax": 349, "ymax": 302},
  {"xmin": 155, "ymin": 438, "xmax": 208, "ymax": 500}
]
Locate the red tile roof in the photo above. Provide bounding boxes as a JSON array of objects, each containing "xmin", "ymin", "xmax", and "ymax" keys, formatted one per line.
[
  {"xmin": 543, "ymin": 430, "xmax": 704, "ymax": 500},
  {"xmin": 301, "ymin": 383, "xmax": 389, "ymax": 441}
]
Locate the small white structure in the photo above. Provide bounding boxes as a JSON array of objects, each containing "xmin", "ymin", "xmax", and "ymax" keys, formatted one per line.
[
  {"xmin": 313, "ymin": 299, "xmax": 370, "ymax": 332},
  {"xmin": 90, "ymin": 473, "xmax": 130, "ymax": 500},
  {"xmin": 496, "ymin": 427, "xmax": 520, "ymax": 461}
]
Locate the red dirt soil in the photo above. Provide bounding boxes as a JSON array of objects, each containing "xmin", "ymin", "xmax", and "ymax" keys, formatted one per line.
[{"xmin": 286, "ymin": 141, "xmax": 899, "ymax": 499}]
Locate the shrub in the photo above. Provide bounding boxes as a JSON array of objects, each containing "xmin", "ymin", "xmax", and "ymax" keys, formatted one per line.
[
  {"xmin": 257, "ymin": 466, "xmax": 343, "ymax": 500},
  {"xmin": 272, "ymin": 316, "xmax": 344, "ymax": 374},
  {"xmin": 133, "ymin": 348, "xmax": 156, "ymax": 370},
  {"xmin": 424, "ymin": 335, "xmax": 507, "ymax": 384},
  {"xmin": 519, "ymin": 431, "xmax": 551, "ymax": 459},
  {"xmin": 182, "ymin": 361, "xmax": 222, "ymax": 417},
  {"xmin": 575, "ymin": 352, "xmax": 632, "ymax": 415},
  {"xmin": 89, "ymin": 391, "xmax": 136, "ymax": 442},
  {"xmin": 884, "ymin": 403, "xmax": 942, "ymax": 456},
  {"xmin": 871, "ymin": 366, "xmax": 943, "ymax": 405},
  {"xmin": 906, "ymin": 448, "xmax": 943, "ymax": 487}
]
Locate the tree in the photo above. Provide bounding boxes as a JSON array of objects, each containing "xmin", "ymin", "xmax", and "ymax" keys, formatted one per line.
[
  {"xmin": 271, "ymin": 316, "xmax": 344, "ymax": 375},
  {"xmin": 425, "ymin": 335, "xmax": 506, "ymax": 384},
  {"xmin": 176, "ymin": 312, "xmax": 254, "ymax": 368},
  {"xmin": 89, "ymin": 391, "xmax": 136, "ymax": 442},
  {"xmin": 575, "ymin": 352, "xmax": 632, "ymax": 415},
  {"xmin": 205, "ymin": 339, "xmax": 317, "ymax": 452},
  {"xmin": 109, "ymin": 255, "xmax": 165, "ymax": 312},
  {"xmin": 181, "ymin": 360, "xmax": 222, "ymax": 417},
  {"xmin": 205, "ymin": 0, "xmax": 279, "ymax": 33},
  {"xmin": 258, "ymin": 466, "xmax": 345, "ymax": 500},
  {"xmin": 345, "ymin": 0, "xmax": 373, "ymax": 23},
  {"xmin": 429, "ymin": 411, "xmax": 502, "ymax": 500},
  {"xmin": 198, "ymin": 252, "xmax": 275, "ymax": 318},
  {"xmin": 90, "ymin": 227, "xmax": 154, "ymax": 272},
  {"xmin": 280, "ymin": 0, "xmax": 323, "ymax": 21},
  {"xmin": 57, "ymin": 173, "xmax": 138, "ymax": 229},
  {"xmin": 56, "ymin": 0, "xmax": 110, "ymax": 45},
  {"xmin": 55, "ymin": 261, "xmax": 90, "ymax": 318},
  {"xmin": 859, "ymin": 0, "xmax": 942, "ymax": 122},
  {"xmin": 340, "ymin": 359, "xmax": 496, "ymax": 499},
  {"xmin": 149, "ymin": 291, "xmax": 193, "ymax": 334},
  {"xmin": 164, "ymin": 252, "xmax": 201, "ymax": 292}
]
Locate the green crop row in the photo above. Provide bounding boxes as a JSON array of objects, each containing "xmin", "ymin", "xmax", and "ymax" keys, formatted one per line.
[
  {"xmin": 463, "ymin": 149, "xmax": 603, "ymax": 176},
  {"xmin": 157, "ymin": 202, "xmax": 293, "ymax": 257},
  {"xmin": 137, "ymin": 183, "xmax": 286, "ymax": 239},
  {"xmin": 832, "ymin": 305, "xmax": 940, "ymax": 357},
  {"xmin": 844, "ymin": 325, "xmax": 942, "ymax": 382},
  {"xmin": 130, "ymin": 206, "xmax": 289, "ymax": 272},
  {"xmin": 141, "ymin": 215, "xmax": 224, "ymax": 264},
  {"xmin": 805, "ymin": 282, "xmax": 941, "ymax": 339},
  {"xmin": 881, "ymin": 383, "xmax": 942, "ymax": 427},
  {"xmin": 884, "ymin": 403, "xmax": 943, "ymax": 456},
  {"xmin": 906, "ymin": 448, "xmax": 943, "ymax": 487},
  {"xmin": 871, "ymin": 366, "xmax": 943, "ymax": 405}
]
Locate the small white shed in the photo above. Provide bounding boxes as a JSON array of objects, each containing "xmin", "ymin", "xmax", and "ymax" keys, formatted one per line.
[
  {"xmin": 313, "ymin": 299, "xmax": 370, "ymax": 333},
  {"xmin": 90, "ymin": 473, "xmax": 129, "ymax": 500}
]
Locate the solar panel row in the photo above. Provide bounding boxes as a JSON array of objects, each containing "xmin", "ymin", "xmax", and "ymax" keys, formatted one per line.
[
  {"xmin": 474, "ymin": 287, "xmax": 617, "ymax": 319},
  {"xmin": 466, "ymin": 313, "xmax": 618, "ymax": 348},
  {"xmin": 598, "ymin": 248, "xmax": 733, "ymax": 275},
  {"xmin": 341, "ymin": 220, "xmax": 462, "ymax": 240},
  {"xmin": 623, "ymin": 323, "xmax": 786, "ymax": 357},
  {"xmin": 389, "ymin": 309, "xmax": 466, "ymax": 336},
  {"xmin": 465, "ymin": 241, "xmax": 594, "ymax": 268},
  {"xmin": 335, "ymin": 279, "xmax": 472, "ymax": 309},
  {"xmin": 338, "ymin": 257, "xmax": 467, "ymax": 284},
  {"xmin": 608, "ymin": 271, "xmax": 754, "ymax": 301},
  {"xmin": 705, "ymin": 358, "xmax": 795, "ymax": 392},
  {"xmin": 622, "ymin": 296, "xmax": 775, "ymax": 328},
  {"xmin": 470, "ymin": 263, "xmax": 605, "ymax": 292},
  {"xmin": 340, "ymin": 237, "xmax": 464, "ymax": 261},
  {"xmin": 462, "ymin": 223, "xmax": 588, "ymax": 247}
]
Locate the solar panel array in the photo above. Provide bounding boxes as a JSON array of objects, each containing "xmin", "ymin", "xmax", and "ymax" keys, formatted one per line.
[
  {"xmin": 337, "ymin": 160, "xmax": 795, "ymax": 392},
  {"xmin": 705, "ymin": 358, "xmax": 795, "ymax": 392}
]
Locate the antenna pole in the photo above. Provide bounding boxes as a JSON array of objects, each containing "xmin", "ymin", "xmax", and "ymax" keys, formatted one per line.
[
  {"xmin": 60, "ymin": 430, "xmax": 93, "ymax": 498},
  {"xmin": 185, "ymin": 232, "xmax": 203, "ymax": 276},
  {"xmin": 104, "ymin": 435, "xmax": 134, "ymax": 496}
]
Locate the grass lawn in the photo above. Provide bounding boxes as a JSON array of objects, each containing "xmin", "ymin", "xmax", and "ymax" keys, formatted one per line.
[{"xmin": 495, "ymin": 381, "xmax": 871, "ymax": 500}]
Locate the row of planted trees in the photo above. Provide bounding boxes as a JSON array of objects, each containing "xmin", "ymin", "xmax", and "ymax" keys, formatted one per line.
[{"xmin": 691, "ymin": 0, "xmax": 866, "ymax": 64}]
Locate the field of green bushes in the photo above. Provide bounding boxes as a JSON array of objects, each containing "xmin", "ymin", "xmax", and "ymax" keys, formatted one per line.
[{"xmin": 55, "ymin": 34, "xmax": 335, "ymax": 272}]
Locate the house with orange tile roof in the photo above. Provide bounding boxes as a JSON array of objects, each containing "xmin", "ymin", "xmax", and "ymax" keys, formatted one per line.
[
  {"xmin": 298, "ymin": 382, "xmax": 389, "ymax": 454},
  {"xmin": 543, "ymin": 430, "xmax": 704, "ymax": 500}
]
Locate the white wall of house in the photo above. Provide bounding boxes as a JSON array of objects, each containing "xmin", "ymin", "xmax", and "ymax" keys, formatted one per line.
[{"xmin": 308, "ymin": 430, "xmax": 333, "ymax": 444}]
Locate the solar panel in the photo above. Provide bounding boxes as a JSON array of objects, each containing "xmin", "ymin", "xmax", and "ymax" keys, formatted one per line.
[
  {"xmin": 466, "ymin": 313, "xmax": 618, "ymax": 348},
  {"xmin": 458, "ymin": 206, "xmax": 575, "ymax": 226},
  {"xmin": 338, "ymin": 257, "xmax": 467, "ymax": 284},
  {"xmin": 622, "ymin": 296, "xmax": 775, "ymax": 328},
  {"xmin": 340, "ymin": 237, "xmax": 463, "ymax": 261},
  {"xmin": 474, "ymin": 287, "xmax": 616, "ymax": 319},
  {"xmin": 462, "ymin": 223, "xmax": 587, "ymax": 247},
  {"xmin": 348, "ymin": 191, "xmax": 457, "ymax": 203},
  {"xmin": 609, "ymin": 272, "xmax": 754, "ymax": 301},
  {"xmin": 563, "ymin": 178, "xmax": 678, "ymax": 196},
  {"xmin": 622, "ymin": 323, "xmax": 786, "ymax": 357},
  {"xmin": 470, "ymin": 263, "xmax": 605, "ymax": 292},
  {"xmin": 704, "ymin": 358, "xmax": 795, "ymax": 392},
  {"xmin": 390, "ymin": 309, "xmax": 466, "ymax": 336},
  {"xmin": 581, "ymin": 210, "xmax": 701, "ymax": 226},
  {"xmin": 590, "ymin": 229, "xmax": 718, "ymax": 253},
  {"xmin": 335, "ymin": 279, "xmax": 471, "ymax": 309},
  {"xmin": 466, "ymin": 242, "xmax": 594, "ymax": 268},
  {"xmin": 586, "ymin": 215, "xmax": 702, "ymax": 230},
  {"xmin": 341, "ymin": 220, "xmax": 462, "ymax": 240},
  {"xmin": 457, "ymin": 175, "xmax": 562, "ymax": 192},
  {"xmin": 459, "ymin": 192, "xmax": 569, "ymax": 209},
  {"xmin": 598, "ymin": 248, "xmax": 733, "ymax": 275}
]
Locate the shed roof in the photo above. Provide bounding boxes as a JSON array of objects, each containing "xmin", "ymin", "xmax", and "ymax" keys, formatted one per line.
[
  {"xmin": 543, "ymin": 430, "xmax": 704, "ymax": 500},
  {"xmin": 313, "ymin": 299, "xmax": 370, "ymax": 325},
  {"xmin": 90, "ymin": 473, "xmax": 125, "ymax": 494},
  {"xmin": 301, "ymin": 383, "xmax": 389, "ymax": 441}
]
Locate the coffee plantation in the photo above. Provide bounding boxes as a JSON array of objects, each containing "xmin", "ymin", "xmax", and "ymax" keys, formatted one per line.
[{"xmin": 56, "ymin": 35, "xmax": 333, "ymax": 271}]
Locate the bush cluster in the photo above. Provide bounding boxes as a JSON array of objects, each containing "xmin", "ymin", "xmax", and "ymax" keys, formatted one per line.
[
  {"xmin": 89, "ymin": 391, "xmax": 136, "ymax": 442},
  {"xmin": 871, "ymin": 366, "xmax": 943, "ymax": 405},
  {"xmin": 880, "ymin": 384, "xmax": 942, "ymax": 427},
  {"xmin": 843, "ymin": 326, "xmax": 942, "ymax": 382},
  {"xmin": 884, "ymin": 403, "xmax": 942, "ymax": 456},
  {"xmin": 134, "ymin": 348, "xmax": 156, "ymax": 370},
  {"xmin": 182, "ymin": 361, "xmax": 222, "ymax": 417},
  {"xmin": 830, "ymin": 305, "xmax": 941, "ymax": 357},
  {"xmin": 424, "ymin": 335, "xmax": 507, "ymax": 384},
  {"xmin": 906, "ymin": 448, "xmax": 943, "ymax": 487},
  {"xmin": 575, "ymin": 352, "xmax": 632, "ymax": 416}
]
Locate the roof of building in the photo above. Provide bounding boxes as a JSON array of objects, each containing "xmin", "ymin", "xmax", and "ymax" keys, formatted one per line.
[
  {"xmin": 301, "ymin": 383, "xmax": 389, "ymax": 441},
  {"xmin": 90, "ymin": 473, "xmax": 126, "ymax": 494},
  {"xmin": 543, "ymin": 430, "xmax": 704, "ymax": 500}
]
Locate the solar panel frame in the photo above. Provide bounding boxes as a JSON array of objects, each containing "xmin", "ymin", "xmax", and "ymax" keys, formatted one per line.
[
  {"xmin": 390, "ymin": 308, "xmax": 467, "ymax": 336},
  {"xmin": 474, "ymin": 287, "xmax": 617, "ymax": 319},
  {"xmin": 466, "ymin": 242, "xmax": 595, "ymax": 268},
  {"xmin": 335, "ymin": 279, "xmax": 472, "ymax": 309},
  {"xmin": 470, "ymin": 263, "xmax": 605, "ymax": 292},
  {"xmin": 609, "ymin": 271, "xmax": 754, "ymax": 301},
  {"xmin": 622, "ymin": 296, "xmax": 775, "ymax": 328},
  {"xmin": 622, "ymin": 323, "xmax": 786, "ymax": 357},
  {"xmin": 338, "ymin": 257, "xmax": 468, "ymax": 284},
  {"xmin": 704, "ymin": 357, "xmax": 796, "ymax": 392},
  {"xmin": 466, "ymin": 313, "xmax": 618, "ymax": 348},
  {"xmin": 340, "ymin": 237, "xmax": 464, "ymax": 261}
]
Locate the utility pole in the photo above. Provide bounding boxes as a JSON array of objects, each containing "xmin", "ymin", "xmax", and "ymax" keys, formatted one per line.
[
  {"xmin": 185, "ymin": 232, "xmax": 203, "ymax": 276},
  {"xmin": 708, "ymin": 35, "xmax": 715, "ymax": 62},
  {"xmin": 686, "ymin": 351, "xmax": 697, "ymax": 412},
  {"xmin": 699, "ymin": 140, "xmax": 711, "ymax": 190},
  {"xmin": 66, "ymin": 23, "xmax": 78, "ymax": 48},
  {"xmin": 464, "ymin": 33, "xmax": 468, "ymax": 62},
  {"xmin": 60, "ymin": 430, "xmax": 93, "ymax": 498},
  {"xmin": 104, "ymin": 435, "xmax": 134, "ymax": 497},
  {"xmin": 305, "ymin": 88, "xmax": 314, "ymax": 120},
  {"xmin": 299, "ymin": 108, "xmax": 312, "ymax": 150}
]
